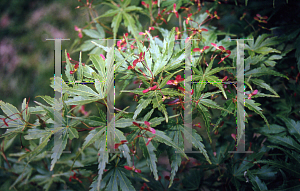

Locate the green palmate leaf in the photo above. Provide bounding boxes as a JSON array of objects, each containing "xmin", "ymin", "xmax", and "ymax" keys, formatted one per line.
[
  {"xmin": 205, "ymin": 55, "xmax": 216, "ymax": 73},
  {"xmin": 152, "ymin": 28, "xmax": 175, "ymax": 76},
  {"xmin": 50, "ymin": 77, "xmax": 69, "ymax": 94},
  {"xmin": 168, "ymin": 157, "xmax": 183, "ymax": 188},
  {"xmin": 2, "ymin": 134, "xmax": 16, "ymax": 152},
  {"xmin": 264, "ymin": 60, "xmax": 276, "ymax": 67},
  {"xmin": 133, "ymin": 97, "xmax": 153, "ymax": 120},
  {"xmin": 205, "ymin": 67, "xmax": 235, "ymax": 76},
  {"xmin": 199, "ymin": 99, "xmax": 232, "ymax": 113},
  {"xmin": 96, "ymin": 23, "xmax": 105, "ymax": 38},
  {"xmin": 252, "ymin": 92, "xmax": 280, "ymax": 98},
  {"xmin": 9, "ymin": 164, "xmax": 33, "ymax": 190},
  {"xmin": 50, "ymin": 129, "xmax": 68, "ymax": 171},
  {"xmin": 83, "ymin": 65, "xmax": 97, "ymax": 79},
  {"xmin": 267, "ymin": 145, "xmax": 300, "ymax": 165},
  {"xmin": 178, "ymin": 125, "xmax": 211, "ymax": 164},
  {"xmin": 68, "ymin": 127, "xmax": 79, "ymax": 140},
  {"xmin": 146, "ymin": 30, "xmax": 161, "ymax": 64},
  {"xmin": 97, "ymin": 9, "xmax": 119, "ymax": 18},
  {"xmin": 213, "ymin": 100, "xmax": 235, "ymax": 132},
  {"xmin": 105, "ymin": 46, "xmax": 114, "ymax": 94},
  {"xmin": 206, "ymin": 76, "xmax": 227, "ymax": 99},
  {"xmin": 111, "ymin": 12, "xmax": 122, "ymax": 39},
  {"xmin": 255, "ymin": 124, "xmax": 286, "ymax": 135},
  {"xmin": 96, "ymin": 134, "xmax": 109, "ymax": 191},
  {"xmin": 267, "ymin": 135, "xmax": 300, "ymax": 153},
  {"xmin": 67, "ymin": 84, "xmax": 101, "ymax": 98},
  {"xmin": 160, "ymin": 88, "xmax": 184, "ymax": 97},
  {"xmin": 215, "ymin": 142, "xmax": 233, "ymax": 165},
  {"xmin": 165, "ymin": 49, "xmax": 185, "ymax": 71},
  {"xmin": 247, "ymin": 34, "xmax": 280, "ymax": 50},
  {"xmin": 166, "ymin": 124, "xmax": 183, "ymax": 188},
  {"xmin": 24, "ymin": 129, "xmax": 52, "ymax": 140},
  {"xmin": 103, "ymin": 169, "xmax": 117, "ymax": 191},
  {"xmin": 18, "ymin": 132, "xmax": 53, "ymax": 161},
  {"xmin": 166, "ymin": 27, "xmax": 175, "ymax": 59},
  {"xmin": 233, "ymin": 148, "xmax": 266, "ymax": 176},
  {"xmin": 79, "ymin": 40, "xmax": 96, "ymax": 51},
  {"xmin": 245, "ymin": 67, "xmax": 288, "ymax": 79},
  {"xmin": 245, "ymin": 99, "xmax": 269, "ymax": 129},
  {"xmin": 281, "ymin": 118, "xmax": 300, "ymax": 140},
  {"xmin": 92, "ymin": 72, "xmax": 105, "ymax": 98},
  {"xmin": 247, "ymin": 170, "xmax": 268, "ymax": 191},
  {"xmin": 115, "ymin": 118, "xmax": 135, "ymax": 128},
  {"xmin": 143, "ymin": 108, "xmax": 154, "ymax": 122},
  {"xmin": 251, "ymin": 165, "xmax": 277, "ymax": 181},
  {"xmin": 82, "ymin": 127, "xmax": 106, "ymax": 151},
  {"xmin": 90, "ymin": 54, "xmax": 106, "ymax": 79},
  {"xmin": 0, "ymin": 100, "xmax": 23, "ymax": 122},
  {"xmin": 36, "ymin": 95, "xmax": 56, "ymax": 107},
  {"xmin": 120, "ymin": 88, "xmax": 144, "ymax": 95},
  {"xmin": 153, "ymin": 91, "xmax": 168, "ymax": 122},
  {"xmin": 34, "ymin": 101, "xmax": 66, "ymax": 125},
  {"xmin": 114, "ymin": 129, "xmax": 132, "ymax": 166},
  {"xmin": 192, "ymin": 73, "xmax": 205, "ymax": 81},
  {"xmin": 254, "ymin": 159, "xmax": 300, "ymax": 176},
  {"xmin": 115, "ymin": 106, "xmax": 130, "ymax": 120},
  {"xmin": 148, "ymin": 117, "xmax": 166, "ymax": 127},
  {"xmin": 192, "ymin": 66, "xmax": 203, "ymax": 76},
  {"xmin": 197, "ymin": 103, "xmax": 211, "ymax": 141},
  {"xmin": 67, "ymin": 116, "xmax": 106, "ymax": 127},
  {"xmin": 245, "ymin": 55, "xmax": 265, "ymax": 70},
  {"xmin": 251, "ymin": 78, "xmax": 279, "ymax": 97},
  {"xmin": 146, "ymin": 129, "xmax": 187, "ymax": 159},
  {"xmin": 27, "ymin": 106, "xmax": 46, "ymax": 115},
  {"xmin": 124, "ymin": 5, "xmax": 142, "ymax": 12},
  {"xmin": 122, "ymin": 12, "xmax": 138, "ymax": 36},
  {"xmin": 82, "ymin": 29, "xmax": 103, "ymax": 39},
  {"xmin": 139, "ymin": 137, "xmax": 158, "ymax": 180},
  {"xmin": 115, "ymin": 168, "xmax": 136, "ymax": 191},
  {"xmin": 0, "ymin": 103, "xmax": 25, "ymax": 132},
  {"xmin": 64, "ymin": 96, "xmax": 101, "ymax": 105}
]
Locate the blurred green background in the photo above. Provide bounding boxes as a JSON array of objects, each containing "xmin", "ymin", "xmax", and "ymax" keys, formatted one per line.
[{"xmin": 0, "ymin": 0, "xmax": 87, "ymax": 109}]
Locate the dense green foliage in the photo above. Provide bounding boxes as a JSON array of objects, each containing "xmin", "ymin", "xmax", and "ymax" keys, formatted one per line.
[{"xmin": 1, "ymin": 0, "xmax": 300, "ymax": 190}]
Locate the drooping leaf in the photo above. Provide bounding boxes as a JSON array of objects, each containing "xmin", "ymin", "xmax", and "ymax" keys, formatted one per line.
[
  {"xmin": 50, "ymin": 129, "xmax": 68, "ymax": 171},
  {"xmin": 178, "ymin": 124, "xmax": 211, "ymax": 164},
  {"xmin": 133, "ymin": 97, "xmax": 152, "ymax": 120},
  {"xmin": 247, "ymin": 170, "xmax": 269, "ymax": 191},
  {"xmin": 95, "ymin": 135, "xmax": 109, "ymax": 191},
  {"xmin": 245, "ymin": 99, "xmax": 269, "ymax": 129},
  {"xmin": 139, "ymin": 136, "xmax": 159, "ymax": 180},
  {"xmin": 281, "ymin": 118, "xmax": 300, "ymax": 140},
  {"xmin": 68, "ymin": 127, "xmax": 79, "ymax": 140}
]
